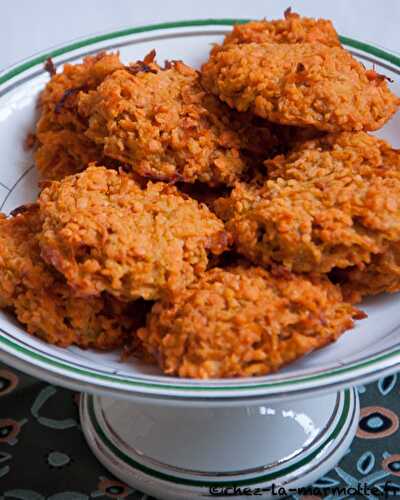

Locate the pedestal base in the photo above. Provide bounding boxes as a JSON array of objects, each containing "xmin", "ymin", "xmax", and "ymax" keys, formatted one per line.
[{"xmin": 80, "ymin": 388, "xmax": 359, "ymax": 499}]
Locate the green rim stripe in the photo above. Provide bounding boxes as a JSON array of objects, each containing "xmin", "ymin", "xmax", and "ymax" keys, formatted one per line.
[
  {"xmin": 2, "ymin": 19, "xmax": 400, "ymax": 86},
  {"xmin": 0, "ymin": 20, "xmax": 400, "ymax": 394},
  {"xmin": 0, "ymin": 19, "xmax": 251, "ymax": 86},
  {"xmin": 87, "ymin": 390, "xmax": 351, "ymax": 486},
  {"xmin": 340, "ymin": 35, "xmax": 400, "ymax": 67},
  {"xmin": 1, "ymin": 331, "xmax": 399, "ymax": 392}
]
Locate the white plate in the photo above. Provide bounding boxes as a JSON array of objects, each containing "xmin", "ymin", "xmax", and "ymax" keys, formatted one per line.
[{"xmin": 0, "ymin": 20, "xmax": 400, "ymax": 403}]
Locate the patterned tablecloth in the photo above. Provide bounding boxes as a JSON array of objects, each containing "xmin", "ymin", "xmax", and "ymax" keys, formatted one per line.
[{"xmin": 1, "ymin": 361, "xmax": 400, "ymax": 500}]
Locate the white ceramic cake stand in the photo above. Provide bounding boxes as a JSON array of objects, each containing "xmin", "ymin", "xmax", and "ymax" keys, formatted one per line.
[
  {"xmin": 78, "ymin": 388, "xmax": 359, "ymax": 500},
  {"xmin": 1, "ymin": 20, "xmax": 400, "ymax": 499}
]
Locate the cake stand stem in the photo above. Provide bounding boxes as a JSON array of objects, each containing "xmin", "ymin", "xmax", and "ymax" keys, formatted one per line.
[{"xmin": 80, "ymin": 387, "xmax": 359, "ymax": 499}]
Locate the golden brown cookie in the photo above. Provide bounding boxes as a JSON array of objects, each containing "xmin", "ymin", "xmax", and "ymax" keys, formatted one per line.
[
  {"xmin": 78, "ymin": 58, "xmax": 253, "ymax": 185},
  {"xmin": 35, "ymin": 52, "xmax": 123, "ymax": 180},
  {"xmin": 202, "ymin": 42, "xmax": 399, "ymax": 132},
  {"xmin": 38, "ymin": 166, "xmax": 230, "ymax": 301},
  {"xmin": 138, "ymin": 266, "xmax": 362, "ymax": 378},
  {"xmin": 0, "ymin": 205, "xmax": 143, "ymax": 348},
  {"xmin": 218, "ymin": 10, "xmax": 340, "ymax": 48},
  {"xmin": 215, "ymin": 132, "xmax": 400, "ymax": 274}
]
